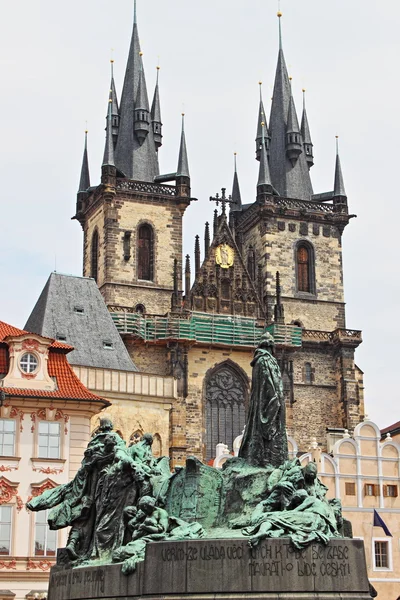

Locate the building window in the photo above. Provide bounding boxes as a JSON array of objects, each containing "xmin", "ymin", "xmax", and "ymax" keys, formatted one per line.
[
  {"xmin": 345, "ymin": 482, "xmax": 356, "ymax": 496},
  {"xmin": 91, "ymin": 230, "xmax": 99, "ymax": 282},
  {"xmin": 135, "ymin": 304, "xmax": 146, "ymax": 315},
  {"xmin": 123, "ymin": 232, "xmax": 131, "ymax": 261},
  {"xmin": 365, "ymin": 483, "xmax": 380, "ymax": 496},
  {"xmin": 304, "ymin": 362, "xmax": 313, "ymax": 384},
  {"xmin": 138, "ymin": 224, "xmax": 154, "ymax": 281},
  {"xmin": 0, "ymin": 506, "xmax": 12, "ymax": 555},
  {"xmin": 35, "ymin": 510, "xmax": 57, "ymax": 556},
  {"xmin": 20, "ymin": 353, "xmax": 38, "ymax": 374},
  {"xmin": 38, "ymin": 422, "xmax": 61, "ymax": 459},
  {"xmin": 205, "ymin": 363, "xmax": 248, "ymax": 462},
  {"xmin": 373, "ymin": 540, "xmax": 392, "ymax": 570},
  {"xmin": 383, "ymin": 485, "xmax": 398, "ymax": 498},
  {"xmin": 296, "ymin": 242, "xmax": 315, "ymax": 294},
  {"xmin": 0, "ymin": 420, "xmax": 16, "ymax": 457}
]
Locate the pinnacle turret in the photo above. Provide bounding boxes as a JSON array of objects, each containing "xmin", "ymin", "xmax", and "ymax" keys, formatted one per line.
[
  {"xmin": 334, "ymin": 138, "xmax": 346, "ymax": 198},
  {"xmin": 134, "ymin": 55, "xmax": 151, "ymax": 144},
  {"xmin": 256, "ymin": 83, "xmax": 270, "ymax": 161},
  {"xmin": 103, "ymin": 100, "xmax": 115, "ymax": 167},
  {"xmin": 151, "ymin": 67, "xmax": 163, "ymax": 150},
  {"xmin": 108, "ymin": 60, "xmax": 119, "ymax": 149},
  {"xmin": 231, "ymin": 154, "xmax": 242, "ymax": 212},
  {"xmin": 286, "ymin": 87, "xmax": 303, "ymax": 166},
  {"xmin": 78, "ymin": 131, "xmax": 90, "ymax": 193},
  {"xmin": 177, "ymin": 114, "xmax": 190, "ymax": 178},
  {"xmin": 301, "ymin": 90, "xmax": 314, "ymax": 169},
  {"xmin": 257, "ymin": 123, "xmax": 273, "ymax": 198},
  {"xmin": 115, "ymin": 0, "xmax": 159, "ymax": 181}
]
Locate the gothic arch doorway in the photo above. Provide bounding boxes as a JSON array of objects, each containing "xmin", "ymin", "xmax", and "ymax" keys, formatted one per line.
[{"xmin": 204, "ymin": 361, "xmax": 249, "ymax": 462}]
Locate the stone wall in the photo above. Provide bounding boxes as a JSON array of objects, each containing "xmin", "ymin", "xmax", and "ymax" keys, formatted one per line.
[{"xmin": 82, "ymin": 190, "xmax": 186, "ymax": 315}]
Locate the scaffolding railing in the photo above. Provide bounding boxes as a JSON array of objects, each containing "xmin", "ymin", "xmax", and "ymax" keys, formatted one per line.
[{"xmin": 111, "ymin": 311, "xmax": 303, "ymax": 349}]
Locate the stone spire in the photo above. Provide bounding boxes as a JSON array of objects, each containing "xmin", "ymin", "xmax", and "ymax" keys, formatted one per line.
[
  {"xmin": 268, "ymin": 12, "xmax": 313, "ymax": 200},
  {"xmin": 230, "ymin": 153, "xmax": 242, "ymax": 212},
  {"xmin": 177, "ymin": 114, "xmax": 190, "ymax": 177},
  {"xmin": 151, "ymin": 66, "xmax": 163, "ymax": 150},
  {"xmin": 78, "ymin": 131, "xmax": 90, "ymax": 192},
  {"xmin": 256, "ymin": 82, "xmax": 270, "ymax": 161},
  {"xmin": 108, "ymin": 60, "xmax": 119, "ymax": 148},
  {"xmin": 301, "ymin": 89, "xmax": 314, "ymax": 169},
  {"xmin": 204, "ymin": 222, "xmax": 210, "ymax": 257},
  {"xmin": 195, "ymin": 235, "xmax": 200, "ymax": 276},
  {"xmin": 134, "ymin": 54, "xmax": 151, "ymax": 144},
  {"xmin": 257, "ymin": 122, "xmax": 273, "ymax": 198},
  {"xmin": 103, "ymin": 100, "xmax": 115, "ymax": 167},
  {"xmin": 286, "ymin": 83, "xmax": 303, "ymax": 166},
  {"xmin": 114, "ymin": 0, "xmax": 159, "ymax": 181},
  {"xmin": 185, "ymin": 255, "xmax": 191, "ymax": 299},
  {"xmin": 334, "ymin": 137, "xmax": 346, "ymax": 198}
]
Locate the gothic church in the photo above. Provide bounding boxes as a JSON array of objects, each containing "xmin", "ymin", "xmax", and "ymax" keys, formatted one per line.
[{"xmin": 52, "ymin": 5, "xmax": 365, "ymax": 464}]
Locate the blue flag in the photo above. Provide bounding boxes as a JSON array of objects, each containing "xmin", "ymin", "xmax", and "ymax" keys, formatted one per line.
[{"xmin": 373, "ymin": 510, "xmax": 392, "ymax": 537}]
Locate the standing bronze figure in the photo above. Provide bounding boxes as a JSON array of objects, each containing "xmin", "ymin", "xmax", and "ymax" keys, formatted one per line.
[{"xmin": 239, "ymin": 332, "xmax": 288, "ymax": 468}]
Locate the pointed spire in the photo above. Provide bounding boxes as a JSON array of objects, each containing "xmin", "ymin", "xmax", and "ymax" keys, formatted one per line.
[
  {"xmin": 213, "ymin": 209, "xmax": 218, "ymax": 237},
  {"xmin": 301, "ymin": 89, "xmax": 314, "ymax": 169},
  {"xmin": 108, "ymin": 60, "xmax": 120, "ymax": 148},
  {"xmin": 103, "ymin": 100, "xmax": 115, "ymax": 167},
  {"xmin": 231, "ymin": 153, "xmax": 242, "ymax": 211},
  {"xmin": 256, "ymin": 82, "xmax": 270, "ymax": 161},
  {"xmin": 78, "ymin": 131, "xmax": 90, "ymax": 193},
  {"xmin": 195, "ymin": 235, "xmax": 200, "ymax": 276},
  {"xmin": 177, "ymin": 114, "xmax": 190, "ymax": 177},
  {"xmin": 334, "ymin": 137, "xmax": 346, "ymax": 198},
  {"xmin": 134, "ymin": 0, "xmax": 137, "ymax": 24},
  {"xmin": 286, "ymin": 80, "xmax": 303, "ymax": 166},
  {"xmin": 115, "ymin": 1, "xmax": 159, "ymax": 181},
  {"xmin": 185, "ymin": 254, "xmax": 191, "ymax": 300},
  {"xmin": 204, "ymin": 222, "xmax": 210, "ymax": 257},
  {"xmin": 257, "ymin": 122, "xmax": 273, "ymax": 194},
  {"xmin": 268, "ymin": 11, "xmax": 313, "ymax": 200},
  {"xmin": 151, "ymin": 66, "xmax": 163, "ymax": 149}
]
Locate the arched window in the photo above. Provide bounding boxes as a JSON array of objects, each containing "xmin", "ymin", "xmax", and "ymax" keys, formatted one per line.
[
  {"xmin": 152, "ymin": 433, "xmax": 162, "ymax": 458},
  {"xmin": 205, "ymin": 362, "xmax": 248, "ymax": 462},
  {"xmin": 304, "ymin": 362, "xmax": 313, "ymax": 384},
  {"xmin": 296, "ymin": 242, "xmax": 315, "ymax": 294},
  {"xmin": 138, "ymin": 224, "xmax": 154, "ymax": 281},
  {"xmin": 247, "ymin": 246, "xmax": 256, "ymax": 280},
  {"xmin": 91, "ymin": 230, "xmax": 99, "ymax": 282}
]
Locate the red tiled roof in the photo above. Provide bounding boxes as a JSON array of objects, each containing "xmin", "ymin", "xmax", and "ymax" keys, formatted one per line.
[
  {"xmin": 0, "ymin": 321, "xmax": 108, "ymax": 405},
  {"xmin": 381, "ymin": 421, "xmax": 400, "ymax": 435},
  {"xmin": 0, "ymin": 321, "xmax": 73, "ymax": 351}
]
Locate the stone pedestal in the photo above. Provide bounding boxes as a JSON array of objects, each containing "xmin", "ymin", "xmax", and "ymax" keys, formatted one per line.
[{"xmin": 48, "ymin": 539, "xmax": 373, "ymax": 600}]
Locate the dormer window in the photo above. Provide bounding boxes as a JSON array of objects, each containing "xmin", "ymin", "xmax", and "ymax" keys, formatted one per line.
[
  {"xmin": 56, "ymin": 333, "xmax": 67, "ymax": 342},
  {"xmin": 103, "ymin": 341, "xmax": 114, "ymax": 350},
  {"xmin": 19, "ymin": 353, "xmax": 38, "ymax": 374},
  {"xmin": 74, "ymin": 306, "xmax": 84, "ymax": 315}
]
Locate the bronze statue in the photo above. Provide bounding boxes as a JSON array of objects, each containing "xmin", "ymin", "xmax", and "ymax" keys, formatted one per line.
[{"xmin": 239, "ymin": 332, "xmax": 288, "ymax": 468}]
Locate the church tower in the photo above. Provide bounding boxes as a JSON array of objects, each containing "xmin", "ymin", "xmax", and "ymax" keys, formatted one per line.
[
  {"xmin": 73, "ymin": 6, "xmax": 363, "ymax": 465},
  {"xmin": 75, "ymin": 2, "xmax": 193, "ymax": 316}
]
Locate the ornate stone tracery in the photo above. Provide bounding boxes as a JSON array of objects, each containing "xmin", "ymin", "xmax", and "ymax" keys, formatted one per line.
[
  {"xmin": 204, "ymin": 362, "xmax": 249, "ymax": 462},
  {"xmin": 0, "ymin": 477, "xmax": 23, "ymax": 511}
]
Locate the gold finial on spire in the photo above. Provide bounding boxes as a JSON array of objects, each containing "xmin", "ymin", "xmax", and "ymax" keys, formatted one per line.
[
  {"xmin": 261, "ymin": 121, "xmax": 265, "ymax": 127},
  {"xmin": 277, "ymin": 11, "xmax": 282, "ymax": 17},
  {"xmin": 302, "ymin": 88, "xmax": 306, "ymax": 93},
  {"xmin": 139, "ymin": 51, "xmax": 143, "ymax": 57}
]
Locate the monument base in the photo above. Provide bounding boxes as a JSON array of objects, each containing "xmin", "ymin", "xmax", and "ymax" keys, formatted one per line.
[{"xmin": 48, "ymin": 539, "xmax": 373, "ymax": 600}]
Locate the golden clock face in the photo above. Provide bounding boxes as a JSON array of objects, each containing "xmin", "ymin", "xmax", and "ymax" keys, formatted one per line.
[{"xmin": 215, "ymin": 244, "xmax": 234, "ymax": 269}]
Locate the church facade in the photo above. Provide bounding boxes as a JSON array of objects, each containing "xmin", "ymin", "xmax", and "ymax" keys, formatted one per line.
[{"xmin": 74, "ymin": 4, "xmax": 364, "ymax": 466}]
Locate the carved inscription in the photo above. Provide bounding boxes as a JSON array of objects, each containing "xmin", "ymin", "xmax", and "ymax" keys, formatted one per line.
[
  {"xmin": 50, "ymin": 568, "xmax": 106, "ymax": 594},
  {"xmin": 160, "ymin": 542, "xmax": 352, "ymax": 580}
]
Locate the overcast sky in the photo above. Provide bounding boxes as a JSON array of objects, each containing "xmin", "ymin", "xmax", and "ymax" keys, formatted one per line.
[{"xmin": 0, "ymin": 0, "xmax": 398, "ymax": 429}]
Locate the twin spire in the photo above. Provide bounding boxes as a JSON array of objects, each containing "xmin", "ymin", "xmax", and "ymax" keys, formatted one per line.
[
  {"xmin": 230, "ymin": 11, "xmax": 346, "ymax": 208},
  {"xmin": 79, "ymin": 0, "xmax": 190, "ymax": 190}
]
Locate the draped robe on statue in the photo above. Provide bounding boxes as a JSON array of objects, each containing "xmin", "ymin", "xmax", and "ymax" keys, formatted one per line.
[{"xmin": 239, "ymin": 346, "xmax": 288, "ymax": 468}]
